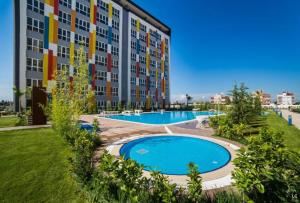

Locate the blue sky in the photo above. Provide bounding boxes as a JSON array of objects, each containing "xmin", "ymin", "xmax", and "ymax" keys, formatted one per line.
[{"xmin": 0, "ymin": 0, "xmax": 299, "ymax": 102}]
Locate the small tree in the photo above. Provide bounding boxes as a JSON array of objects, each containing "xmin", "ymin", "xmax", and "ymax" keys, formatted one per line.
[
  {"xmin": 50, "ymin": 45, "xmax": 90, "ymax": 143},
  {"xmin": 253, "ymin": 96, "xmax": 262, "ymax": 115}
]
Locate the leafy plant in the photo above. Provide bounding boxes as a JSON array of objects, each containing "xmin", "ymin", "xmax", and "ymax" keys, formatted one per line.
[
  {"xmin": 233, "ymin": 128, "xmax": 300, "ymax": 202},
  {"xmin": 187, "ymin": 162, "xmax": 203, "ymax": 202}
]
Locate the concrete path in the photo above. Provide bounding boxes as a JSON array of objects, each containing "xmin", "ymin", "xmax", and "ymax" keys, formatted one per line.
[
  {"xmin": 0, "ymin": 125, "xmax": 51, "ymax": 132},
  {"xmin": 281, "ymin": 110, "xmax": 300, "ymax": 129}
]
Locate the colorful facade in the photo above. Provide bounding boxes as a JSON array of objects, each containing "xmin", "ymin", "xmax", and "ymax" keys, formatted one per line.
[{"xmin": 14, "ymin": 0, "xmax": 170, "ymax": 111}]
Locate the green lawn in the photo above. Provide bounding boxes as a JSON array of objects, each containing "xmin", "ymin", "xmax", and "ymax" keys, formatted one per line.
[
  {"xmin": 266, "ymin": 112, "xmax": 300, "ymax": 152},
  {"xmin": 0, "ymin": 116, "xmax": 18, "ymax": 128},
  {"xmin": 0, "ymin": 128, "xmax": 86, "ymax": 202}
]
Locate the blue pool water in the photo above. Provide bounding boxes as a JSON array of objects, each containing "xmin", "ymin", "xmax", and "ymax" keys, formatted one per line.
[
  {"xmin": 120, "ymin": 135, "xmax": 231, "ymax": 175},
  {"xmin": 106, "ymin": 111, "xmax": 217, "ymax": 124}
]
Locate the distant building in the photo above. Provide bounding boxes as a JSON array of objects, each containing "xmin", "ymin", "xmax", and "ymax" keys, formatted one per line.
[
  {"xmin": 210, "ymin": 93, "xmax": 230, "ymax": 104},
  {"xmin": 277, "ymin": 92, "xmax": 296, "ymax": 105},
  {"xmin": 252, "ymin": 90, "xmax": 271, "ymax": 105}
]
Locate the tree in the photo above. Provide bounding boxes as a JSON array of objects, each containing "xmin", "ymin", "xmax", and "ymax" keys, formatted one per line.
[
  {"xmin": 50, "ymin": 45, "xmax": 91, "ymax": 143},
  {"xmin": 253, "ymin": 96, "xmax": 262, "ymax": 115},
  {"xmin": 186, "ymin": 94, "xmax": 192, "ymax": 106},
  {"xmin": 233, "ymin": 129, "xmax": 300, "ymax": 202},
  {"xmin": 229, "ymin": 83, "xmax": 254, "ymax": 124}
]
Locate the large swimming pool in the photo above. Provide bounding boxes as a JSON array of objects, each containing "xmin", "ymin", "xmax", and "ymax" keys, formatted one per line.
[
  {"xmin": 120, "ymin": 135, "xmax": 231, "ymax": 175},
  {"xmin": 106, "ymin": 111, "xmax": 217, "ymax": 125}
]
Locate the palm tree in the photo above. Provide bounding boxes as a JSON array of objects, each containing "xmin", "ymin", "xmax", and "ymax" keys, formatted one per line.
[
  {"xmin": 186, "ymin": 94, "xmax": 192, "ymax": 106},
  {"xmin": 13, "ymin": 86, "xmax": 25, "ymax": 113}
]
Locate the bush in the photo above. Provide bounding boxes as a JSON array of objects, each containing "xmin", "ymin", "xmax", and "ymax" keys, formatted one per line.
[
  {"xmin": 233, "ymin": 128, "xmax": 300, "ymax": 202},
  {"xmin": 71, "ymin": 129, "xmax": 98, "ymax": 183},
  {"xmin": 187, "ymin": 163, "xmax": 203, "ymax": 202}
]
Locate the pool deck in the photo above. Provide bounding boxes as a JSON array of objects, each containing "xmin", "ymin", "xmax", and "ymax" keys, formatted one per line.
[{"xmin": 80, "ymin": 114, "xmax": 243, "ymax": 190}]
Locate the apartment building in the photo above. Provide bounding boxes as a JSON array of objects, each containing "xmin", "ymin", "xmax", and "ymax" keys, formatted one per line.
[
  {"xmin": 210, "ymin": 93, "xmax": 230, "ymax": 104},
  {"xmin": 252, "ymin": 90, "xmax": 271, "ymax": 105},
  {"xmin": 277, "ymin": 92, "xmax": 295, "ymax": 106},
  {"xmin": 14, "ymin": 0, "xmax": 171, "ymax": 111}
]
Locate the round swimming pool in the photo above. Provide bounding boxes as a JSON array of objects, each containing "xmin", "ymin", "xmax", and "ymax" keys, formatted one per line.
[{"xmin": 120, "ymin": 135, "xmax": 231, "ymax": 175}]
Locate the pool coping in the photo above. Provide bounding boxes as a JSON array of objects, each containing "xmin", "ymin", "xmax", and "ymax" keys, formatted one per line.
[
  {"xmin": 106, "ymin": 133, "xmax": 240, "ymax": 190},
  {"xmin": 98, "ymin": 111, "xmax": 224, "ymax": 126}
]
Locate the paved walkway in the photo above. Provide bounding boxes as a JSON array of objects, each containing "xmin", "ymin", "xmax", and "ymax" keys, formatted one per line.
[
  {"xmin": 0, "ymin": 125, "xmax": 51, "ymax": 132},
  {"xmin": 281, "ymin": 110, "xmax": 300, "ymax": 129}
]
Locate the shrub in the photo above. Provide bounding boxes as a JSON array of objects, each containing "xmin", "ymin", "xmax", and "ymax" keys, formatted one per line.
[
  {"xmin": 71, "ymin": 129, "xmax": 97, "ymax": 183},
  {"xmin": 187, "ymin": 163, "xmax": 203, "ymax": 202},
  {"xmin": 233, "ymin": 128, "xmax": 300, "ymax": 202},
  {"xmin": 149, "ymin": 171, "xmax": 177, "ymax": 203}
]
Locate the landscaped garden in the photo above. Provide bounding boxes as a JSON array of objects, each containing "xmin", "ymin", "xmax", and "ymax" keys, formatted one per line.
[{"xmin": 1, "ymin": 48, "xmax": 299, "ymax": 202}]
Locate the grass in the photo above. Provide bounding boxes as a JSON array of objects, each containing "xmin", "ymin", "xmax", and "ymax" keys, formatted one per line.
[
  {"xmin": 0, "ymin": 116, "xmax": 18, "ymax": 128},
  {"xmin": 266, "ymin": 112, "xmax": 300, "ymax": 152},
  {"xmin": 0, "ymin": 128, "xmax": 87, "ymax": 202}
]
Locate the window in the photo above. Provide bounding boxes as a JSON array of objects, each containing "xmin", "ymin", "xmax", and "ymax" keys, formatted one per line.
[
  {"xmin": 58, "ymin": 46, "xmax": 70, "ymax": 58},
  {"xmin": 26, "ymin": 58, "xmax": 43, "ymax": 72},
  {"xmin": 27, "ymin": 38, "xmax": 43, "ymax": 53},
  {"xmin": 112, "ymin": 33, "xmax": 119, "ymax": 43},
  {"xmin": 76, "ymin": 2, "xmax": 90, "ymax": 17},
  {"xmin": 96, "ymin": 41, "xmax": 107, "ymax": 52},
  {"xmin": 112, "ymin": 7, "xmax": 119, "ymax": 18},
  {"xmin": 96, "ymin": 70, "xmax": 107, "ymax": 81},
  {"xmin": 57, "ymin": 64, "xmax": 70, "ymax": 74},
  {"xmin": 58, "ymin": 28, "xmax": 70, "ymax": 42},
  {"xmin": 131, "ymin": 41, "xmax": 136, "ymax": 49},
  {"xmin": 96, "ymin": 26, "xmax": 108, "ymax": 38},
  {"xmin": 140, "ymin": 67, "xmax": 146, "ymax": 75},
  {"xmin": 111, "ymin": 46, "xmax": 119, "ymax": 56},
  {"xmin": 131, "ymin": 53, "xmax": 136, "ymax": 61},
  {"xmin": 131, "ymin": 89, "xmax": 136, "ymax": 96},
  {"xmin": 27, "ymin": 0, "xmax": 44, "ymax": 15},
  {"xmin": 140, "ymin": 45, "xmax": 146, "ymax": 53},
  {"xmin": 97, "ymin": 101, "xmax": 106, "ymax": 109},
  {"xmin": 131, "ymin": 64, "xmax": 136, "ymax": 73},
  {"xmin": 75, "ymin": 18, "xmax": 89, "ymax": 32},
  {"xmin": 131, "ymin": 29, "xmax": 136, "ymax": 38},
  {"xmin": 140, "ymin": 24, "xmax": 146, "ymax": 32},
  {"xmin": 97, "ymin": 13, "xmax": 108, "ymax": 25},
  {"xmin": 26, "ymin": 79, "xmax": 42, "ymax": 87},
  {"xmin": 59, "ymin": 0, "xmax": 71, "ymax": 8},
  {"xmin": 59, "ymin": 11, "xmax": 71, "ymax": 25},
  {"xmin": 75, "ymin": 34, "xmax": 89, "ymax": 47},
  {"xmin": 112, "ymin": 87, "xmax": 118, "ymax": 96},
  {"xmin": 131, "ymin": 18, "xmax": 136, "ymax": 27},
  {"xmin": 112, "ymin": 20, "xmax": 119, "ymax": 30},
  {"xmin": 130, "ymin": 77, "xmax": 136, "ymax": 85},
  {"xmin": 99, "ymin": 1, "xmax": 108, "ymax": 11},
  {"xmin": 139, "ymin": 56, "xmax": 146, "ymax": 64},
  {"xmin": 140, "ymin": 34, "xmax": 146, "ymax": 42},
  {"xmin": 95, "ymin": 86, "xmax": 106, "ymax": 96},
  {"xmin": 139, "ymin": 78, "xmax": 146, "ymax": 86},
  {"xmin": 112, "ymin": 73, "xmax": 118, "ymax": 82},
  {"xmin": 112, "ymin": 60, "xmax": 118, "ymax": 69},
  {"xmin": 95, "ymin": 55, "xmax": 107, "ymax": 66},
  {"xmin": 27, "ymin": 17, "xmax": 44, "ymax": 33}
]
